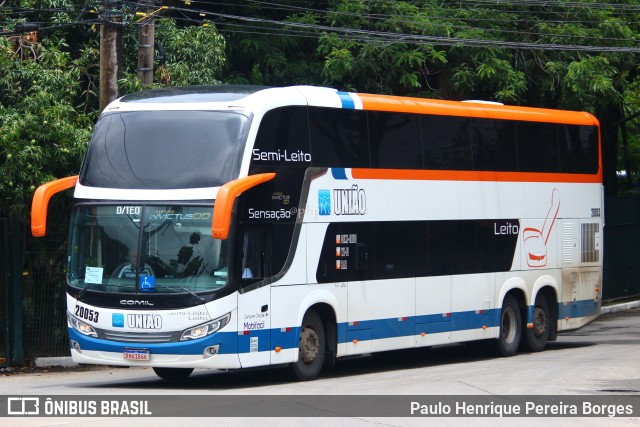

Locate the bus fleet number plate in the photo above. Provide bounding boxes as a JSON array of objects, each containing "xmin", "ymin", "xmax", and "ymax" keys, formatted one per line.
[{"xmin": 123, "ymin": 348, "xmax": 150, "ymax": 361}]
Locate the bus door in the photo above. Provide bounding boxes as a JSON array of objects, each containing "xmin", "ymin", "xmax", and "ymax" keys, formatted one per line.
[{"xmin": 237, "ymin": 228, "xmax": 271, "ymax": 367}]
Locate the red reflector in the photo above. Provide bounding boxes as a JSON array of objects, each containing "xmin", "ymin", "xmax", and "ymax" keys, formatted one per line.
[
  {"xmin": 286, "ymin": 327, "xmax": 292, "ymax": 332},
  {"xmin": 353, "ymin": 321, "xmax": 359, "ymax": 326},
  {"xmin": 243, "ymin": 331, "xmax": 250, "ymax": 335}
]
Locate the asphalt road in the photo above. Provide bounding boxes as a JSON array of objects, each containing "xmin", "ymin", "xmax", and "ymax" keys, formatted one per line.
[{"xmin": 2, "ymin": 308, "xmax": 639, "ymax": 427}]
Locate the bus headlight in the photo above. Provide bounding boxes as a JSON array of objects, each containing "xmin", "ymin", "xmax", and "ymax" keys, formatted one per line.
[
  {"xmin": 180, "ymin": 313, "xmax": 231, "ymax": 341},
  {"xmin": 67, "ymin": 312, "xmax": 98, "ymax": 338}
]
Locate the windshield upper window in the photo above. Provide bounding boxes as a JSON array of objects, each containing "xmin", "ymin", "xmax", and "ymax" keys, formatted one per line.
[
  {"xmin": 68, "ymin": 205, "xmax": 229, "ymax": 294},
  {"xmin": 79, "ymin": 111, "xmax": 251, "ymax": 189}
]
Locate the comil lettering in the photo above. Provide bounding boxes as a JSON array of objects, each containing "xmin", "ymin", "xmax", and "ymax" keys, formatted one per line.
[{"xmin": 333, "ymin": 185, "xmax": 367, "ymax": 216}]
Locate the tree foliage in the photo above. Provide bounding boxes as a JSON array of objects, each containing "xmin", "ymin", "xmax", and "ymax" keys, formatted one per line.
[
  {"xmin": 120, "ymin": 18, "xmax": 226, "ymax": 91},
  {"xmin": 2, "ymin": 0, "xmax": 640, "ymax": 221},
  {"xmin": 211, "ymin": 0, "xmax": 640, "ymax": 193},
  {"xmin": 0, "ymin": 30, "xmax": 94, "ymax": 219},
  {"xmin": 0, "ymin": 2, "xmax": 228, "ymax": 220}
]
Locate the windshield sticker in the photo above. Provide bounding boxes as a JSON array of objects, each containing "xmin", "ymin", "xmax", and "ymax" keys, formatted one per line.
[
  {"xmin": 140, "ymin": 275, "xmax": 155, "ymax": 293},
  {"xmin": 84, "ymin": 267, "xmax": 104, "ymax": 284}
]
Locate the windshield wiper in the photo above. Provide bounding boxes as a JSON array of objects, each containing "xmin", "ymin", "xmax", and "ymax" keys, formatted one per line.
[
  {"xmin": 151, "ymin": 282, "xmax": 206, "ymax": 305},
  {"xmin": 77, "ymin": 282, "xmax": 93, "ymax": 300}
]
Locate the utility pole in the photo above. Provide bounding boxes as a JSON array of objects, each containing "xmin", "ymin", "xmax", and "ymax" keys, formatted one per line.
[
  {"xmin": 137, "ymin": 2, "xmax": 156, "ymax": 86},
  {"xmin": 99, "ymin": 1, "xmax": 123, "ymax": 111}
]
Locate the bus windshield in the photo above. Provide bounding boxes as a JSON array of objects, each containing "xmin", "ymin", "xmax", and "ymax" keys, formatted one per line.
[
  {"xmin": 79, "ymin": 110, "xmax": 251, "ymax": 189},
  {"xmin": 68, "ymin": 205, "xmax": 229, "ymax": 294}
]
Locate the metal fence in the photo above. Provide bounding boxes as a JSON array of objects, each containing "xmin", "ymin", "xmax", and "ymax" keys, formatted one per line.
[
  {"xmin": 1, "ymin": 215, "xmax": 69, "ymax": 366},
  {"xmin": 0, "ymin": 218, "xmax": 9, "ymax": 365},
  {"xmin": 21, "ymin": 219, "xmax": 69, "ymax": 360},
  {"xmin": 603, "ymin": 195, "xmax": 640, "ymax": 301},
  {"xmin": 1, "ymin": 195, "xmax": 639, "ymax": 365}
]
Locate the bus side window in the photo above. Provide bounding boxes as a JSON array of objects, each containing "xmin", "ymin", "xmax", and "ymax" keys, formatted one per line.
[
  {"xmin": 369, "ymin": 112, "xmax": 423, "ymax": 169},
  {"xmin": 423, "ymin": 115, "xmax": 472, "ymax": 171},
  {"xmin": 309, "ymin": 107, "xmax": 370, "ymax": 168},
  {"xmin": 241, "ymin": 229, "xmax": 269, "ymax": 282}
]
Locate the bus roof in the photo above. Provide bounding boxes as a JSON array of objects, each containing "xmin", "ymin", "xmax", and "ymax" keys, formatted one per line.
[
  {"xmin": 109, "ymin": 85, "xmax": 599, "ymax": 127},
  {"xmin": 119, "ymin": 85, "xmax": 271, "ymax": 104}
]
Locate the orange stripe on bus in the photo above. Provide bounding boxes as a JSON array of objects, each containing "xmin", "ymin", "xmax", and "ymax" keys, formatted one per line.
[
  {"xmin": 350, "ymin": 169, "xmax": 602, "ymax": 183},
  {"xmin": 357, "ymin": 93, "xmax": 600, "ymax": 126}
]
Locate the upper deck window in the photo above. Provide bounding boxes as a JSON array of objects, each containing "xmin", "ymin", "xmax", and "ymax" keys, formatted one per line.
[{"xmin": 80, "ymin": 111, "xmax": 251, "ymax": 189}]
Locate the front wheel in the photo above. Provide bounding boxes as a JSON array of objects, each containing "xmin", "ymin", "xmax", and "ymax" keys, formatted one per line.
[
  {"xmin": 153, "ymin": 367, "xmax": 193, "ymax": 381},
  {"xmin": 290, "ymin": 310, "xmax": 325, "ymax": 381},
  {"xmin": 493, "ymin": 295, "xmax": 522, "ymax": 356},
  {"xmin": 522, "ymin": 294, "xmax": 550, "ymax": 352}
]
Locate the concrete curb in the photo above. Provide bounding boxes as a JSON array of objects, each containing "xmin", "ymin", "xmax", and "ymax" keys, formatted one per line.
[
  {"xmin": 34, "ymin": 300, "xmax": 639, "ymax": 369},
  {"xmin": 601, "ymin": 300, "xmax": 640, "ymax": 314},
  {"xmin": 34, "ymin": 356, "xmax": 79, "ymax": 368}
]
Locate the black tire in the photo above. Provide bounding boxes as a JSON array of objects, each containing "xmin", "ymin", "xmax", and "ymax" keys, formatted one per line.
[
  {"xmin": 494, "ymin": 294, "xmax": 522, "ymax": 356},
  {"xmin": 153, "ymin": 367, "xmax": 193, "ymax": 381},
  {"xmin": 290, "ymin": 310, "xmax": 325, "ymax": 381},
  {"xmin": 521, "ymin": 294, "xmax": 550, "ymax": 352}
]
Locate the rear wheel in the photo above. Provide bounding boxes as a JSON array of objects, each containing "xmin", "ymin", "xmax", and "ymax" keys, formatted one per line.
[
  {"xmin": 290, "ymin": 310, "xmax": 325, "ymax": 381},
  {"xmin": 153, "ymin": 367, "xmax": 193, "ymax": 381},
  {"xmin": 522, "ymin": 294, "xmax": 550, "ymax": 352},
  {"xmin": 494, "ymin": 295, "xmax": 521, "ymax": 356}
]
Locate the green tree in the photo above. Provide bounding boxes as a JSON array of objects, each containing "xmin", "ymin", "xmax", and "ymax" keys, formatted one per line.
[
  {"xmin": 0, "ymin": 31, "xmax": 94, "ymax": 219},
  {"xmin": 0, "ymin": 3, "xmax": 229, "ymax": 220},
  {"xmin": 119, "ymin": 18, "xmax": 227, "ymax": 91},
  {"xmin": 212, "ymin": 0, "xmax": 640, "ymax": 193}
]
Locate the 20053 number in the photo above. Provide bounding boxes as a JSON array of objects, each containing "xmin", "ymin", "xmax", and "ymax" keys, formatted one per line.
[{"xmin": 75, "ymin": 305, "xmax": 99, "ymax": 323}]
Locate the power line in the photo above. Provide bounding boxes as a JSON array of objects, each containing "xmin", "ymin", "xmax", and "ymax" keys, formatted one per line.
[
  {"xmin": 158, "ymin": 5, "xmax": 640, "ymax": 53},
  {"xmin": 3, "ymin": 1, "xmax": 640, "ymax": 53}
]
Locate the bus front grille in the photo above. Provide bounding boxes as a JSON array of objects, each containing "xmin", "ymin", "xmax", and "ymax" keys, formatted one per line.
[{"xmin": 99, "ymin": 330, "xmax": 182, "ymax": 343}]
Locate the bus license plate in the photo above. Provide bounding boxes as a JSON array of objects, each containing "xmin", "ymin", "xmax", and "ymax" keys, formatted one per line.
[{"xmin": 123, "ymin": 349, "xmax": 150, "ymax": 361}]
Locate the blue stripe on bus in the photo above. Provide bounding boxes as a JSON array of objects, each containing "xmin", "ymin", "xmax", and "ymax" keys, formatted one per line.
[
  {"xmin": 70, "ymin": 299, "xmax": 599, "ymax": 356},
  {"xmin": 68, "ymin": 328, "xmax": 239, "ymax": 355},
  {"xmin": 331, "ymin": 168, "xmax": 348, "ymax": 180},
  {"xmin": 557, "ymin": 299, "xmax": 600, "ymax": 320},
  {"xmin": 271, "ymin": 326, "xmax": 301, "ymax": 351},
  {"xmin": 336, "ymin": 309, "xmax": 500, "ymax": 344},
  {"xmin": 337, "ymin": 91, "xmax": 355, "ymax": 109}
]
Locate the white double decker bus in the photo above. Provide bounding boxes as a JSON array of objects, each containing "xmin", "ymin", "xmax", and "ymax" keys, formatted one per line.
[{"xmin": 32, "ymin": 85, "xmax": 603, "ymax": 381}]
